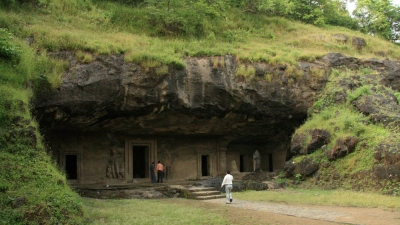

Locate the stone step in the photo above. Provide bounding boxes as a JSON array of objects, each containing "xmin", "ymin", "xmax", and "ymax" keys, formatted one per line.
[
  {"xmin": 187, "ymin": 187, "xmax": 217, "ymax": 192},
  {"xmin": 191, "ymin": 191, "xmax": 221, "ymax": 196},
  {"xmin": 185, "ymin": 187, "xmax": 225, "ymax": 200},
  {"xmin": 195, "ymin": 195, "xmax": 225, "ymax": 200}
]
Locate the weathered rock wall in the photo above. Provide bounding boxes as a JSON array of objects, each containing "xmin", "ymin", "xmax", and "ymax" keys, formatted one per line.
[
  {"xmin": 36, "ymin": 52, "xmax": 400, "ymax": 183},
  {"xmin": 35, "ymin": 53, "xmax": 328, "ymax": 145}
]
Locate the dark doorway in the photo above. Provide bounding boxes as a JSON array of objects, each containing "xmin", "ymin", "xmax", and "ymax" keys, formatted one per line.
[
  {"xmin": 132, "ymin": 146, "xmax": 148, "ymax": 178},
  {"xmin": 239, "ymin": 155, "xmax": 244, "ymax": 172},
  {"xmin": 65, "ymin": 155, "xmax": 77, "ymax": 179},
  {"xmin": 268, "ymin": 154, "xmax": 273, "ymax": 172},
  {"xmin": 201, "ymin": 155, "xmax": 210, "ymax": 176}
]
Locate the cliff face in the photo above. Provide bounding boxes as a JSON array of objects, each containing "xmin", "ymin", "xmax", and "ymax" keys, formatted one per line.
[
  {"xmin": 35, "ymin": 52, "xmax": 400, "ymax": 145},
  {"xmin": 34, "ymin": 52, "xmax": 400, "ymax": 187},
  {"xmin": 35, "ymin": 53, "xmax": 329, "ymax": 145}
]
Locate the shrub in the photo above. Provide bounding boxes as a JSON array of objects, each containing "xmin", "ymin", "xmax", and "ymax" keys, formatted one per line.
[
  {"xmin": 394, "ymin": 92, "xmax": 400, "ymax": 104},
  {"xmin": 0, "ymin": 28, "xmax": 21, "ymax": 62}
]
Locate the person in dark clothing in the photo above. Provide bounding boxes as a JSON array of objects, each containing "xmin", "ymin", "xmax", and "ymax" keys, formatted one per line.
[{"xmin": 150, "ymin": 162, "xmax": 156, "ymax": 183}]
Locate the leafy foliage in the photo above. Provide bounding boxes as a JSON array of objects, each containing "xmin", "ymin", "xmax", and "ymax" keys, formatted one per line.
[
  {"xmin": 347, "ymin": 85, "xmax": 371, "ymax": 103},
  {"xmin": 0, "ymin": 28, "xmax": 21, "ymax": 62},
  {"xmin": 142, "ymin": 0, "xmax": 224, "ymax": 37},
  {"xmin": 353, "ymin": 0, "xmax": 400, "ymax": 42}
]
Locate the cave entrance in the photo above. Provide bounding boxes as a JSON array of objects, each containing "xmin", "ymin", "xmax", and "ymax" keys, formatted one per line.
[
  {"xmin": 65, "ymin": 154, "xmax": 78, "ymax": 180},
  {"xmin": 267, "ymin": 153, "xmax": 273, "ymax": 172},
  {"xmin": 201, "ymin": 155, "xmax": 210, "ymax": 176},
  {"xmin": 132, "ymin": 146, "xmax": 149, "ymax": 178},
  {"xmin": 127, "ymin": 139, "xmax": 157, "ymax": 181}
]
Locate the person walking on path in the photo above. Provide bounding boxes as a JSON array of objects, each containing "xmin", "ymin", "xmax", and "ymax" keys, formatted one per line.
[
  {"xmin": 156, "ymin": 161, "xmax": 164, "ymax": 183},
  {"xmin": 150, "ymin": 162, "xmax": 156, "ymax": 183},
  {"xmin": 221, "ymin": 171, "xmax": 233, "ymax": 204}
]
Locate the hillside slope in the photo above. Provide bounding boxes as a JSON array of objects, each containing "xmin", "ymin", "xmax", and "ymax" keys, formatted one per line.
[
  {"xmin": 284, "ymin": 54, "xmax": 400, "ymax": 194},
  {"xmin": 0, "ymin": 29, "xmax": 83, "ymax": 224},
  {"xmin": 1, "ymin": 0, "xmax": 400, "ymax": 223}
]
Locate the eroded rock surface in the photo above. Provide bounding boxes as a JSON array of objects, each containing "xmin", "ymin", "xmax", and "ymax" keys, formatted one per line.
[
  {"xmin": 35, "ymin": 54, "xmax": 329, "ymax": 144},
  {"xmin": 325, "ymin": 137, "xmax": 358, "ymax": 161},
  {"xmin": 35, "ymin": 53, "xmax": 400, "ymax": 146}
]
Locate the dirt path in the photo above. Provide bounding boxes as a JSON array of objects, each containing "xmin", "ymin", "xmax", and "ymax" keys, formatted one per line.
[{"xmin": 200, "ymin": 198, "xmax": 400, "ymax": 225}]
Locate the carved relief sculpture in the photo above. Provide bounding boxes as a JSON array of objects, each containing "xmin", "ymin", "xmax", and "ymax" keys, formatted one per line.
[
  {"xmin": 106, "ymin": 165, "xmax": 113, "ymax": 178},
  {"xmin": 118, "ymin": 163, "xmax": 125, "ymax": 179},
  {"xmin": 106, "ymin": 134, "xmax": 125, "ymax": 179},
  {"xmin": 253, "ymin": 150, "xmax": 261, "ymax": 172}
]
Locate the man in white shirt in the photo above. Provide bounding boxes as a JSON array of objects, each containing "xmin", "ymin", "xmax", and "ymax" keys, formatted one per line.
[{"xmin": 221, "ymin": 171, "xmax": 233, "ymax": 204}]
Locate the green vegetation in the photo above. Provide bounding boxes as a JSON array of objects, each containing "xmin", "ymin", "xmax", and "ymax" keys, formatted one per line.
[
  {"xmin": 354, "ymin": 0, "xmax": 400, "ymax": 42},
  {"xmin": 1, "ymin": 0, "xmax": 400, "ymax": 224},
  {"xmin": 235, "ymin": 189, "xmax": 400, "ymax": 210},
  {"xmin": 291, "ymin": 67, "xmax": 400, "ymax": 192},
  {"xmin": 83, "ymin": 198, "xmax": 228, "ymax": 224},
  {"xmin": 0, "ymin": 29, "xmax": 83, "ymax": 224},
  {"xmin": 0, "ymin": 0, "xmax": 399, "ymax": 77}
]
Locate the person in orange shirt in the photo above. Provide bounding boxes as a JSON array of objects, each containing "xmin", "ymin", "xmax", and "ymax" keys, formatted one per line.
[{"xmin": 156, "ymin": 161, "xmax": 164, "ymax": 183}]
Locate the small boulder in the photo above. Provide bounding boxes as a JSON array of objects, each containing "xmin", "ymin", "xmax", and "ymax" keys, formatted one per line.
[
  {"xmin": 283, "ymin": 159, "xmax": 296, "ymax": 178},
  {"xmin": 296, "ymin": 157, "xmax": 319, "ymax": 177},
  {"xmin": 290, "ymin": 133, "xmax": 307, "ymax": 155},
  {"xmin": 306, "ymin": 129, "xmax": 330, "ymax": 154},
  {"xmin": 331, "ymin": 34, "xmax": 348, "ymax": 44},
  {"xmin": 325, "ymin": 137, "xmax": 358, "ymax": 160},
  {"xmin": 352, "ymin": 37, "xmax": 366, "ymax": 51}
]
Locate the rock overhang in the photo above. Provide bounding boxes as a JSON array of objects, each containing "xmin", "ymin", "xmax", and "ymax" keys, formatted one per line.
[{"xmin": 34, "ymin": 53, "xmax": 333, "ymax": 145}]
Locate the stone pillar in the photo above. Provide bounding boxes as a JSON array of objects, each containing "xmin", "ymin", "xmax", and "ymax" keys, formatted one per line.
[
  {"xmin": 218, "ymin": 148, "xmax": 227, "ymax": 175},
  {"xmin": 253, "ymin": 150, "xmax": 261, "ymax": 172}
]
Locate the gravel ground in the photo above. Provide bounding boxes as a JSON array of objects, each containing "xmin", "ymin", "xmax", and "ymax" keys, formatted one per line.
[{"xmin": 203, "ymin": 198, "xmax": 400, "ymax": 225}]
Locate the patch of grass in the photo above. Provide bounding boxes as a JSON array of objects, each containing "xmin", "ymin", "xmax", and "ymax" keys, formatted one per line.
[
  {"xmin": 76, "ymin": 50, "xmax": 93, "ymax": 64},
  {"xmin": 394, "ymin": 92, "xmax": 400, "ymax": 104},
  {"xmin": 264, "ymin": 73, "xmax": 273, "ymax": 82},
  {"xmin": 358, "ymin": 66, "xmax": 377, "ymax": 75},
  {"xmin": 236, "ymin": 64, "xmax": 255, "ymax": 77},
  {"xmin": 155, "ymin": 65, "xmax": 169, "ymax": 76},
  {"xmin": 347, "ymin": 85, "xmax": 372, "ymax": 103},
  {"xmin": 310, "ymin": 68, "xmax": 325, "ymax": 78},
  {"xmin": 82, "ymin": 198, "xmax": 228, "ymax": 224},
  {"xmin": 235, "ymin": 189, "xmax": 400, "ymax": 210}
]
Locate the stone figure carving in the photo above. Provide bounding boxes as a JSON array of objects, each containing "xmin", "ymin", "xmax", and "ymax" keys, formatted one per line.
[
  {"xmin": 230, "ymin": 160, "xmax": 240, "ymax": 174},
  {"xmin": 109, "ymin": 145, "xmax": 120, "ymax": 178},
  {"xmin": 106, "ymin": 134, "xmax": 125, "ymax": 179},
  {"xmin": 106, "ymin": 165, "xmax": 113, "ymax": 178},
  {"xmin": 253, "ymin": 150, "xmax": 261, "ymax": 172},
  {"xmin": 118, "ymin": 163, "xmax": 125, "ymax": 179}
]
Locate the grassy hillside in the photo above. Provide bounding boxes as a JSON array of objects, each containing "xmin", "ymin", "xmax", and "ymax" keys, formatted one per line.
[
  {"xmin": 1, "ymin": 0, "xmax": 399, "ymax": 70},
  {"xmin": 1, "ymin": 0, "xmax": 400, "ymax": 224},
  {"xmin": 0, "ymin": 28, "xmax": 83, "ymax": 224},
  {"xmin": 289, "ymin": 67, "xmax": 400, "ymax": 194}
]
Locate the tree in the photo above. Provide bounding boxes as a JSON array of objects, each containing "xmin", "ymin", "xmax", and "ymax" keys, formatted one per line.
[
  {"xmin": 287, "ymin": 0, "xmax": 357, "ymax": 28},
  {"xmin": 226, "ymin": 0, "xmax": 356, "ymax": 29},
  {"xmin": 143, "ymin": 0, "xmax": 224, "ymax": 37},
  {"xmin": 353, "ymin": 0, "xmax": 400, "ymax": 42}
]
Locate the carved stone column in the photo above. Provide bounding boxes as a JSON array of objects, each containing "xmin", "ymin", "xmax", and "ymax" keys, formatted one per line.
[{"xmin": 218, "ymin": 148, "xmax": 227, "ymax": 175}]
